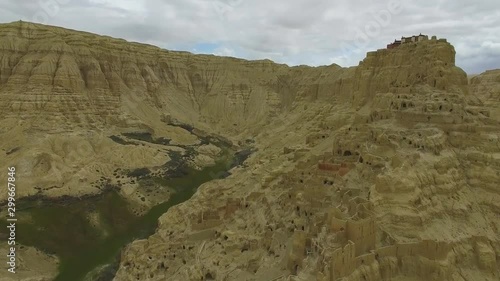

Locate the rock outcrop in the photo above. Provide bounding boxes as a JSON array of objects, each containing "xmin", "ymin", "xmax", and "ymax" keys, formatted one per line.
[
  {"xmin": 349, "ymin": 38, "xmax": 468, "ymax": 107},
  {"xmin": 470, "ymin": 69, "xmax": 500, "ymax": 121}
]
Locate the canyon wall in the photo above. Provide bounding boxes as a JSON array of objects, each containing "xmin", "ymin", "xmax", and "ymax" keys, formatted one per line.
[{"xmin": 0, "ymin": 21, "xmax": 467, "ymax": 133}]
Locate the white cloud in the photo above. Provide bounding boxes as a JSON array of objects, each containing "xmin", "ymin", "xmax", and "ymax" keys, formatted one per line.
[
  {"xmin": 482, "ymin": 41, "xmax": 500, "ymax": 53},
  {"xmin": 0, "ymin": 0, "xmax": 499, "ymax": 73},
  {"xmin": 214, "ymin": 46, "xmax": 235, "ymax": 57}
]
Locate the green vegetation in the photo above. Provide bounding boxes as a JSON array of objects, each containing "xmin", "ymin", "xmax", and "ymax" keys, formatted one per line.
[{"xmin": 0, "ymin": 149, "xmax": 238, "ymax": 281}]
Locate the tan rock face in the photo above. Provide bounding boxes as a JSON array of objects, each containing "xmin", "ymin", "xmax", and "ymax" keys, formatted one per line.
[
  {"xmin": 0, "ymin": 21, "xmax": 338, "ymax": 131},
  {"xmin": 470, "ymin": 69, "xmax": 500, "ymax": 121},
  {"xmin": 0, "ymin": 21, "xmax": 498, "ymax": 281},
  {"xmin": 348, "ymin": 39, "xmax": 468, "ymax": 107},
  {"xmin": 0, "ymin": 245, "xmax": 58, "ymax": 280}
]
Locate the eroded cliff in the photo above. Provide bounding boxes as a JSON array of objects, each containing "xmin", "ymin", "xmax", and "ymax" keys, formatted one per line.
[
  {"xmin": 110, "ymin": 35, "xmax": 497, "ymax": 281},
  {"xmin": 0, "ymin": 21, "xmax": 345, "ymax": 202}
]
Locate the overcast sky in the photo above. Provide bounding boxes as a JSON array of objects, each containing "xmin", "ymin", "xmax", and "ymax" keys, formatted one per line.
[{"xmin": 1, "ymin": 0, "xmax": 499, "ymax": 73}]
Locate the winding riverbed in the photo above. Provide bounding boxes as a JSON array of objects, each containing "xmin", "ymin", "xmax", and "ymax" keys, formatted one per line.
[{"xmin": 0, "ymin": 147, "xmax": 246, "ymax": 281}]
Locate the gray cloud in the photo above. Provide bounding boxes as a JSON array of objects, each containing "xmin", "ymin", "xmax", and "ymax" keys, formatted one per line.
[{"xmin": 0, "ymin": 0, "xmax": 499, "ymax": 73}]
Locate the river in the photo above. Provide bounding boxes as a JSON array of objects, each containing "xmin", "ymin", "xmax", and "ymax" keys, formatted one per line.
[{"xmin": 0, "ymin": 147, "xmax": 247, "ymax": 281}]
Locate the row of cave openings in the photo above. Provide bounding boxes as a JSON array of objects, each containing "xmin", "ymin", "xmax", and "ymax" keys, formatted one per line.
[
  {"xmin": 335, "ymin": 149, "xmax": 374, "ymax": 166},
  {"xmin": 391, "ymin": 100, "xmax": 416, "ymax": 110},
  {"xmin": 392, "ymin": 95, "xmax": 454, "ymax": 113}
]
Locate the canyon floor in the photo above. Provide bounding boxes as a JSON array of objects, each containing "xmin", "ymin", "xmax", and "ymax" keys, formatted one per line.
[{"xmin": 0, "ymin": 21, "xmax": 498, "ymax": 281}]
